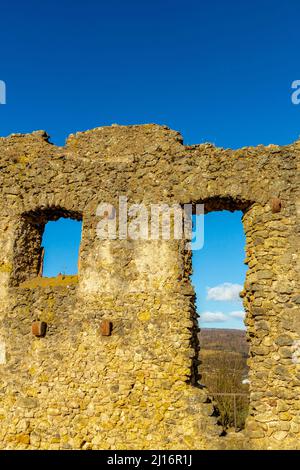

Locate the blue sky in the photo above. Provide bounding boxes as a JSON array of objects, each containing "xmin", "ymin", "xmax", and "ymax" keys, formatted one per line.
[
  {"xmin": 1, "ymin": 1, "xmax": 299, "ymax": 329},
  {"xmin": 42, "ymin": 219, "xmax": 82, "ymax": 278},
  {"xmin": 192, "ymin": 212, "xmax": 247, "ymax": 329},
  {"xmin": 1, "ymin": 0, "xmax": 300, "ymax": 147}
]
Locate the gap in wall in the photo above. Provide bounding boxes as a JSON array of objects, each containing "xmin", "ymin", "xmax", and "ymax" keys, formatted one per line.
[
  {"xmin": 191, "ymin": 210, "xmax": 249, "ymax": 432},
  {"xmin": 41, "ymin": 218, "xmax": 82, "ymax": 277}
]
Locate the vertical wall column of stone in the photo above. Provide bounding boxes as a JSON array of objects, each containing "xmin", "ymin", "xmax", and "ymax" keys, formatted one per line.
[
  {"xmin": 157, "ymin": 239, "xmax": 222, "ymax": 450},
  {"xmin": 10, "ymin": 215, "xmax": 44, "ymax": 287},
  {"xmin": 75, "ymin": 220, "xmax": 221, "ymax": 448},
  {"xmin": 243, "ymin": 200, "xmax": 300, "ymax": 449},
  {"xmin": 0, "ymin": 216, "xmax": 16, "ymax": 369},
  {"xmin": 0, "ymin": 215, "xmax": 40, "ymax": 447},
  {"xmin": 0, "ymin": 208, "xmax": 82, "ymax": 449},
  {"xmin": 0, "ymin": 286, "xmax": 80, "ymax": 449},
  {"xmin": 0, "ymin": 216, "xmax": 15, "ymax": 307}
]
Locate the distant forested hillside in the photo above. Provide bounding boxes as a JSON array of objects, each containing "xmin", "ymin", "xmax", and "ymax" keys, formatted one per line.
[{"xmin": 199, "ymin": 328, "xmax": 248, "ymax": 357}]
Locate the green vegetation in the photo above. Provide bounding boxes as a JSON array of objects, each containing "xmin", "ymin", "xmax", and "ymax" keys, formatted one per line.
[{"xmin": 199, "ymin": 328, "xmax": 249, "ymax": 431}]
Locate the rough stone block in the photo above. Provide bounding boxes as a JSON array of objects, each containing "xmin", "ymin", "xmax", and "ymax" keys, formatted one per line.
[{"xmin": 271, "ymin": 198, "xmax": 282, "ymax": 213}]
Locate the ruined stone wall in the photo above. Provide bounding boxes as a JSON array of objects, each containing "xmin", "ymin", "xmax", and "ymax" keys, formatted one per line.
[{"xmin": 0, "ymin": 125, "xmax": 299, "ymax": 449}]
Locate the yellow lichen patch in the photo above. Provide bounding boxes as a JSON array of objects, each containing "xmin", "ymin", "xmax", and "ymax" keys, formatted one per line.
[
  {"xmin": 38, "ymin": 374, "xmax": 49, "ymax": 383},
  {"xmin": 138, "ymin": 311, "xmax": 151, "ymax": 322},
  {"xmin": 183, "ymin": 435, "xmax": 194, "ymax": 448},
  {"xmin": 16, "ymin": 155, "xmax": 31, "ymax": 165},
  {"xmin": 29, "ymin": 366, "xmax": 37, "ymax": 376},
  {"xmin": 42, "ymin": 310, "xmax": 54, "ymax": 322},
  {"xmin": 15, "ymin": 434, "xmax": 30, "ymax": 445},
  {"xmin": 19, "ymin": 274, "xmax": 78, "ymax": 288},
  {"xmin": 25, "ymin": 387, "xmax": 38, "ymax": 397},
  {"xmin": 0, "ymin": 262, "xmax": 12, "ymax": 273},
  {"xmin": 47, "ymin": 297, "xmax": 55, "ymax": 308}
]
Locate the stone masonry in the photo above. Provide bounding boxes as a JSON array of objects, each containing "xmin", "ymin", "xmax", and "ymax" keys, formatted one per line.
[{"xmin": 0, "ymin": 124, "xmax": 299, "ymax": 449}]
